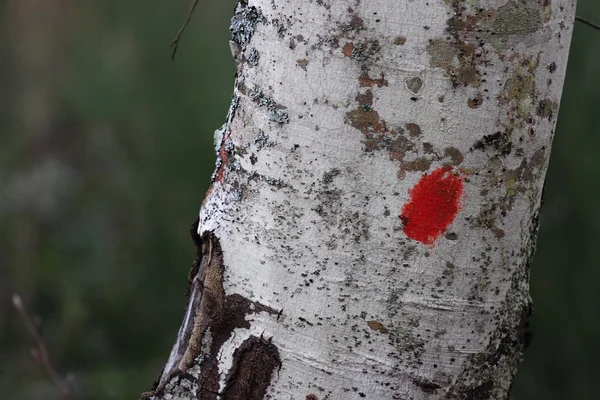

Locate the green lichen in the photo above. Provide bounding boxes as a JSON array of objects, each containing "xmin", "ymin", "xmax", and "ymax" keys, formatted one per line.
[
  {"xmin": 405, "ymin": 76, "xmax": 423, "ymax": 94},
  {"xmin": 476, "ymin": 0, "xmax": 544, "ymax": 50},
  {"xmin": 490, "ymin": 0, "xmax": 543, "ymax": 36},
  {"xmin": 506, "ymin": 69, "xmax": 535, "ymax": 104},
  {"xmin": 427, "ymin": 39, "xmax": 479, "ymax": 88},
  {"xmin": 506, "ymin": 178, "xmax": 518, "ymax": 197},
  {"xmin": 497, "ymin": 55, "xmax": 541, "ymax": 131}
]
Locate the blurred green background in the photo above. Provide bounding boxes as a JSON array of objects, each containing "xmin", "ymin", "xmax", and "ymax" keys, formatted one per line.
[{"xmin": 0, "ymin": 1, "xmax": 598, "ymax": 399}]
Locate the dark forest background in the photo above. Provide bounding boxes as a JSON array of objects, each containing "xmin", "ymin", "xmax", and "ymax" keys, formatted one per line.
[{"xmin": 1, "ymin": 1, "xmax": 598, "ymax": 399}]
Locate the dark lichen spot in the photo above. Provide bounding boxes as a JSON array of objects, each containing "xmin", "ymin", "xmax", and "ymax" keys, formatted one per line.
[
  {"xmin": 536, "ymin": 98, "xmax": 554, "ymax": 120},
  {"xmin": 472, "ymin": 132, "xmax": 512, "ymax": 157},
  {"xmin": 323, "ymin": 168, "xmax": 340, "ymax": 185},
  {"xmin": 348, "ymin": 14, "xmax": 365, "ymax": 31},
  {"xmin": 445, "ymin": 232, "xmax": 458, "ymax": 240},
  {"xmin": 405, "ymin": 76, "xmax": 424, "ymax": 94},
  {"xmin": 413, "ymin": 377, "xmax": 441, "ymax": 394},
  {"xmin": 491, "ymin": 227, "xmax": 505, "ymax": 239}
]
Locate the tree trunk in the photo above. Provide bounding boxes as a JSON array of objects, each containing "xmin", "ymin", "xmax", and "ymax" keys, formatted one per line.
[{"xmin": 144, "ymin": 0, "xmax": 575, "ymax": 399}]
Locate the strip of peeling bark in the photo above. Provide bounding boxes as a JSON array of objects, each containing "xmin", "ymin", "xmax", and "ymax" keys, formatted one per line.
[{"xmin": 144, "ymin": 0, "xmax": 575, "ymax": 399}]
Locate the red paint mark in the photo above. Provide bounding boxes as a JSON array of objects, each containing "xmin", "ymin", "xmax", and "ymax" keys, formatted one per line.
[
  {"xmin": 215, "ymin": 135, "xmax": 230, "ymax": 183},
  {"xmin": 202, "ymin": 135, "xmax": 230, "ymax": 205},
  {"xmin": 401, "ymin": 166, "xmax": 464, "ymax": 246}
]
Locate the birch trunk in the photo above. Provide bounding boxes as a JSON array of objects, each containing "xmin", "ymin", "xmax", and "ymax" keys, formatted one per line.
[{"xmin": 143, "ymin": 0, "xmax": 575, "ymax": 399}]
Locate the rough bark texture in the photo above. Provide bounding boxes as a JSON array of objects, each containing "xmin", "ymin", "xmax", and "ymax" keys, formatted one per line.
[{"xmin": 145, "ymin": 0, "xmax": 575, "ymax": 399}]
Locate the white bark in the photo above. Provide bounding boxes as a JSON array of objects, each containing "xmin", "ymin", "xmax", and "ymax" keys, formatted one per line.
[{"xmin": 145, "ymin": 0, "xmax": 575, "ymax": 399}]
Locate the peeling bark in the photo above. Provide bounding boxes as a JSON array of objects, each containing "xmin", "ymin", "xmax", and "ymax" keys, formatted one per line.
[{"xmin": 145, "ymin": 0, "xmax": 575, "ymax": 399}]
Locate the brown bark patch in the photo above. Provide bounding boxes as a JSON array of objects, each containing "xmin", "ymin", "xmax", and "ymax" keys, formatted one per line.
[
  {"xmin": 359, "ymin": 71, "xmax": 388, "ymax": 87},
  {"xmin": 348, "ymin": 14, "xmax": 364, "ymax": 31},
  {"xmin": 402, "ymin": 157, "xmax": 432, "ymax": 172},
  {"xmin": 367, "ymin": 320, "xmax": 389, "ymax": 333},
  {"xmin": 468, "ymin": 93, "xmax": 483, "ymax": 108},
  {"xmin": 388, "ymin": 135, "xmax": 415, "ymax": 161},
  {"xmin": 297, "ymin": 59, "xmax": 309, "ymax": 71},
  {"xmin": 406, "ymin": 123, "xmax": 422, "ymax": 137},
  {"xmin": 346, "ymin": 109, "xmax": 386, "ymax": 135},
  {"xmin": 221, "ymin": 336, "xmax": 281, "ymax": 400},
  {"xmin": 427, "ymin": 39, "xmax": 479, "ymax": 88},
  {"xmin": 199, "ymin": 294, "xmax": 279, "ymax": 398},
  {"xmin": 394, "ymin": 36, "xmax": 406, "ymax": 45},
  {"xmin": 345, "ymin": 90, "xmax": 387, "ymax": 135},
  {"xmin": 342, "ymin": 42, "xmax": 354, "ymax": 57},
  {"xmin": 444, "ymin": 147, "xmax": 464, "ymax": 166}
]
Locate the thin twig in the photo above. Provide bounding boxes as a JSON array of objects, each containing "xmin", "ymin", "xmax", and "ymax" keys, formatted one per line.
[
  {"xmin": 171, "ymin": 0, "xmax": 200, "ymax": 60},
  {"xmin": 575, "ymin": 16, "xmax": 600, "ymax": 32},
  {"xmin": 13, "ymin": 294, "xmax": 71, "ymax": 399}
]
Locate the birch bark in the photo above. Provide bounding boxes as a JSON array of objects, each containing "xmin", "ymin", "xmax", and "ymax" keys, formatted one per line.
[{"xmin": 144, "ymin": 0, "xmax": 575, "ymax": 399}]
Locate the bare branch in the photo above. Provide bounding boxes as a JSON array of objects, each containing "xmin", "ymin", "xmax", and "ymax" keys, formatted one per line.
[
  {"xmin": 576, "ymin": 16, "xmax": 600, "ymax": 32},
  {"xmin": 170, "ymin": 0, "xmax": 200, "ymax": 60},
  {"xmin": 12, "ymin": 294, "xmax": 71, "ymax": 399}
]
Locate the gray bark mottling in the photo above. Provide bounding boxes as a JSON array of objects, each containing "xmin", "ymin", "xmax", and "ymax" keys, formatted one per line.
[{"xmin": 144, "ymin": 1, "xmax": 575, "ymax": 399}]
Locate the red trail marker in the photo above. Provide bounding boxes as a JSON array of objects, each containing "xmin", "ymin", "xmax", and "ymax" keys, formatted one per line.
[{"xmin": 401, "ymin": 166, "xmax": 464, "ymax": 246}]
